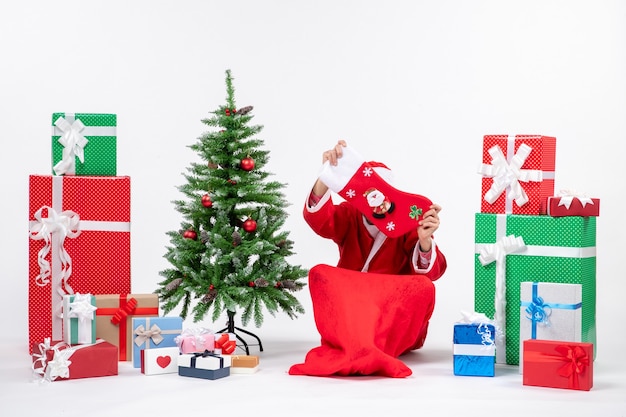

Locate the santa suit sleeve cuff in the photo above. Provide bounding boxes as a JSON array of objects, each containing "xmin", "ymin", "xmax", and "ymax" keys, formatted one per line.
[
  {"xmin": 306, "ymin": 189, "xmax": 332, "ymax": 212},
  {"xmin": 412, "ymin": 239, "xmax": 438, "ymax": 274}
]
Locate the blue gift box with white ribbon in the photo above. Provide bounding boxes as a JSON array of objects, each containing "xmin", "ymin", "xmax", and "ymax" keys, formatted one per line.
[{"xmin": 453, "ymin": 323, "xmax": 496, "ymax": 377}]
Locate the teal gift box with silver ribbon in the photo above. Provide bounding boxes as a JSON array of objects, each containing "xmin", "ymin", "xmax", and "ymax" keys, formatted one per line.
[
  {"xmin": 51, "ymin": 112, "xmax": 117, "ymax": 176},
  {"xmin": 519, "ymin": 281, "xmax": 582, "ymax": 373},
  {"xmin": 474, "ymin": 213, "xmax": 596, "ymax": 365}
]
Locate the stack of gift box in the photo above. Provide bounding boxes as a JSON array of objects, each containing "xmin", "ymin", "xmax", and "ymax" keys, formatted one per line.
[
  {"xmin": 453, "ymin": 134, "xmax": 598, "ymax": 391},
  {"xmin": 28, "ymin": 112, "xmax": 259, "ymax": 382}
]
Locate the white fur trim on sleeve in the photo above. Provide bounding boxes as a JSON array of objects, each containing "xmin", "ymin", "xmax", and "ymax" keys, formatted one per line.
[{"xmin": 412, "ymin": 239, "xmax": 438, "ymax": 274}]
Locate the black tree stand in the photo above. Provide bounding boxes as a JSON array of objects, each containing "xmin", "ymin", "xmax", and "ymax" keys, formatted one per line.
[{"xmin": 216, "ymin": 310, "xmax": 264, "ymax": 355}]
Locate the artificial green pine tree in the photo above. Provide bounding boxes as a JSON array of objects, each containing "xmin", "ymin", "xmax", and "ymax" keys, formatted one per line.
[{"xmin": 156, "ymin": 70, "xmax": 307, "ymax": 339}]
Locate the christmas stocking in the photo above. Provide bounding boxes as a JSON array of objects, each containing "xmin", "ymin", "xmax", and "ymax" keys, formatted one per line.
[{"xmin": 318, "ymin": 145, "xmax": 432, "ymax": 238}]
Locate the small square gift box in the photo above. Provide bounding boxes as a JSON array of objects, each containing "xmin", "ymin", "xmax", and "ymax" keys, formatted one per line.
[
  {"xmin": 224, "ymin": 354, "xmax": 260, "ymax": 374},
  {"xmin": 175, "ymin": 327, "xmax": 215, "ymax": 354},
  {"xmin": 519, "ymin": 282, "xmax": 582, "ymax": 372},
  {"xmin": 51, "ymin": 112, "xmax": 117, "ymax": 176},
  {"xmin": 453, "ymin": 311, "xmax": 496, "ymax": 377},
  {"xmin": 544, "ymin": 190, "xmax": 600, "ymax": 217},
  {"xmin": 214, "ymin": 333, "xmax": 237, "ymax": 354},
  {"xmin": 178, "ymin": 351, "xmax": 231, "ymax": 380},
  {"xmin": 63, "ymin": 293, "xmax": 97, "ymax": 345},
  {"xmin": 31, "ymin": 338, "xmax": 118, "ymax": 382},
  {"xmin": 523, "ymin": 339, "xmax": 593, "ymax": 391},
  {"xmin": 131, "ymin": 316, "xmax": 183, "ymax": 368},
  {"xmin": 141, "ymin": 346, "xmax": 179, "ymax": 375},
  {"xmin": 478, "ymin": 134, "xmax": 556, "ymax": 215}
]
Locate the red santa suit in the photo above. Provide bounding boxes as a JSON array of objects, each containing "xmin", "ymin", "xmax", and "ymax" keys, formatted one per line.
[{"xmin": 289, "ymin": 189, "xmax": 448, "ymax": 378}]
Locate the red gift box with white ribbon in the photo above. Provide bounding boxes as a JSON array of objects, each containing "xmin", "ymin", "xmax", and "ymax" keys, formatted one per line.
[
  {"xmin": 478, "ymin": 135, "xmax": 556, "ymax": 215},
  {"xmin": 28, "ymin": 175, "xmax": 131, "ymax": 352},
  {"xmin": 544, "ymin": 190, "xmax": 600, "ymax": 217}
]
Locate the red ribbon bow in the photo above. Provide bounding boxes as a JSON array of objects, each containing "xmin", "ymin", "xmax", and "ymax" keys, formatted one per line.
[
  {"xmin": 555, "ymin": 345, "xmax": 589, "ymax": 389},
  {"xmin": 215, "ymin": 333, "xmax": 237, "ymax": 354},
  {"xmin": 110, "ymin": 297, "xmax": 138, "ymax": 325}
]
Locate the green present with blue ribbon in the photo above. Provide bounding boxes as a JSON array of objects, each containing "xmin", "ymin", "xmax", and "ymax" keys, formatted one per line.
[
  {"xmin": 474, "ymin": 213, "xmax": 596, "ymax": 365},
  {"xmin": 519, "ymin": 281, "xmax": 582, "ymax": 371},
  {"xmin": 51, "ymin": 112, "xmax": 117, "ymax": 176}
]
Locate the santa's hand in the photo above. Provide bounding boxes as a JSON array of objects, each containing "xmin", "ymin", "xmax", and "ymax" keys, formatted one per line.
[
  {"xmin": 322, "ymin": 140, "xmax": 347, "ymax": 165},
  {"xmin": 418, "ymin": 204, "xmax": 441, "ymax": 251}
]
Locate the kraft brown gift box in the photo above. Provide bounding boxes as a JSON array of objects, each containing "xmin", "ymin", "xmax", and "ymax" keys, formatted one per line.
[{"xmin": 95, "ymin": 294, "xmax": 159, "ymax": 361}]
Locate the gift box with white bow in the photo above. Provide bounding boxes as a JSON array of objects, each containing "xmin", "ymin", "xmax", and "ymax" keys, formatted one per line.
[
  {"xmin": 131, "ymin": 316, "xmax": 183, "ymax": 368},
  {"xmin": 545, "ymin": 190, "xmax": 600, "ymax": 217},
  {"xmin": 51, "ymin": 112, "xmax": 117, "ymax": 176},
  {"xmin": 31, "ymin": 338, "xmax": 118, "ymax": 382},
  {"xmin": 175, "ymin": 327, "xmax": 215, "ymax": 354},
  {"xmin": 28, "ymin": 175, "xmax": 131, "ymax": 353},
  {"xmin": 474, "ymin": 212, "xmax": 596, "ymax": 365},
  {"xmin": 63, "ymin": 293, "xmax": 97, "ymax": 345},
  {"xmin": 478, "ymin": 134, "xmax": 556, "ymax": 215}
]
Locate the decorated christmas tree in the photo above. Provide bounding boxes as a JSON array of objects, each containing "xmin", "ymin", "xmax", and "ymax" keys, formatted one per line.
[{"xmin": 156, "ymin": 70, "xmax": 307, "ymax": 338}]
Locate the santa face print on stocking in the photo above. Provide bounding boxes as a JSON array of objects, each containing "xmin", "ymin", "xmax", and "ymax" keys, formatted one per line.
[{"xmin": 318, "ymin": 145, "xmax": 432, "ymax": 238}]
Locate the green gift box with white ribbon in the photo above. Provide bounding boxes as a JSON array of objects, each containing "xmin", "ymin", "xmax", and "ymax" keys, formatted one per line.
[
  {"xmin": 51, "ymin": 112, "xmax": 117, "ymax": 176},
  {"xmin": 474, "ymin": 213, "xmax": 596, "ymax": 365}
]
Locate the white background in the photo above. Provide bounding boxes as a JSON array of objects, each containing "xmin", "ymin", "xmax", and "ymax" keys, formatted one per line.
[{"xmin": 1, "ymin": 1, "xmax": 625, "ymax": 416}]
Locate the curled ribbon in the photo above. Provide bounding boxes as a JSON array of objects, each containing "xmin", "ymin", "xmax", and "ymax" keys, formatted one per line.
[
  {"xmin": 28, "ymin": 206, "xmax": 81, "ymax": 290},
  {"xmin": 53, "ymin": 116, "xmax": 89, "ymax": 176},
  {"xmin": 110, "ymin": 297, "xmax": 138, "ymax": 325},
  {"xmin": 478, "ymin": 235, "xmax": 526, "ymax": 361},
  {"xmin": 478, "ymin": 144, "xmax": 543, "ymax": 208},
  {"xmin": 557, "ymin": 189, "xmax": 595, "ymax": 209},
  {"xmin": 524, "ymin": 295, "xmax": 552, "ymax": 326},
  {"xmin": 134, "ymin": 324, "xmax": 164, "ymax": 346}
]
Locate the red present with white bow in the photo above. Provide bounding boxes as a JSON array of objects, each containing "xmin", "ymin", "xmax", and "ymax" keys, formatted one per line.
[
  {"xmin": 28, "ymin": 175, "xmax": 131, "ymax": 353},
  {"xmin": 544, "ymin": 190, "xmax": 600, "ymax": 217},
  {"xmin": 478, "ymin": 135, "xmax": 556, "ymax": 215},
  {"xmin": 31, "ymin": 338, "xmax": 118, "ymax": 382},
  {"xmin": 522, "ymin": 339, "xmax": 593, "ymax": 391}
]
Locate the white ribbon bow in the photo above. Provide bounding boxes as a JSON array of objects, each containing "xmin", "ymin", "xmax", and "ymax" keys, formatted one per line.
[
  {"xmin": 29, "ymin": 206, "xmax": 81, "ymax": 291},
  {"xmin": 134, "ymin": 324, "xmax": 164, "ymax": 346},
  {"xmin": 53, "ymin": 116, "xmax": 89, "ymax": 176},
  {"xmin": 557, "ymin": 189, "xmax": 595, "ymax": 209},
  {"xmin": 479, "ymin": 144, "xmax": 543, "ymax": 208},
  {"xmin": 68, "ymin": 293, "xmax": 97, "ymax": 323}
]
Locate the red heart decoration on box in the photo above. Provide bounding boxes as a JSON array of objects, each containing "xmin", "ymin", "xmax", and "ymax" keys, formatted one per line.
[{"xmin": 156, "ymin": 355, "xmax": 171, "ymax": 368}]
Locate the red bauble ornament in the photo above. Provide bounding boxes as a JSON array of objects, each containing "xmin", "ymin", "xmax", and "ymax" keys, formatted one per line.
[
  {"xmin": 248, "ymin": 281, "xmax": 255, "ymax": 287},
  {"xmin": 209, "ymin": 284, "xmax": 214, "ymax": 290},
  {"xmin": 225, "ymin": 109, "xmax": 231, "ymax": 116},
  {"xmin": 240, "ymin": 156, "xmax": 255, "ymax": 172},
  {"xmin": 201, "ymin": 194, "xmax": 213, "ymax": 208},
  {"xmin": 227, "ymin": 179, "xmax": 237, "ymax": 185},
  {"xmin": 242, "ymin": 218, "xmax": 257, "ymax": 233},
  {"xmin": 183, "ymin": 229, "xmax": 197, "ymax": 240}
]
